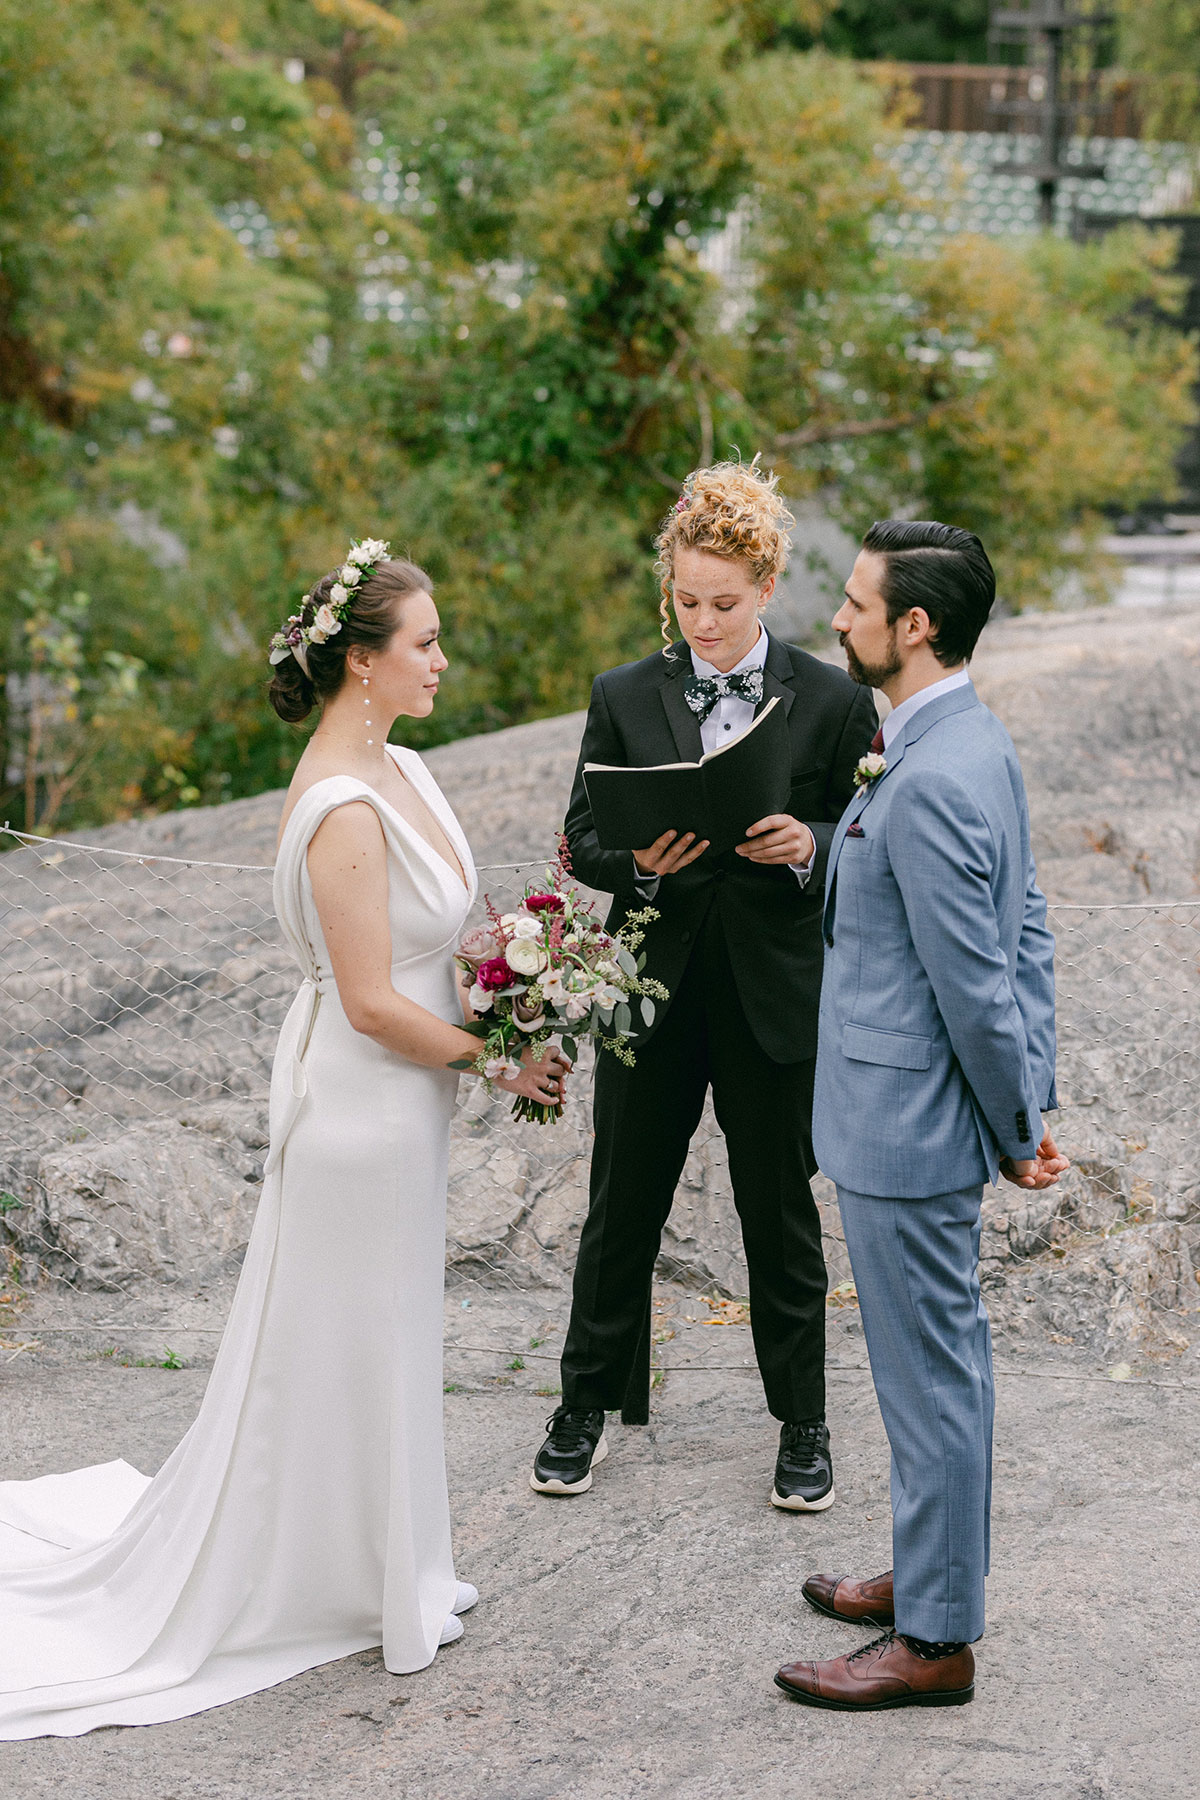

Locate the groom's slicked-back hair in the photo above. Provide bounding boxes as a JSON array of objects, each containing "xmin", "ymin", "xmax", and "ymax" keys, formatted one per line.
[{"xmin": 862, "ymin": 520, "xmax": 995, "ymax": 667}]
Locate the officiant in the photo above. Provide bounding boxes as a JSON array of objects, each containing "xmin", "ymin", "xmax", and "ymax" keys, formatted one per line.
[{"xmin": 530, "ymin": 460, "xmax": 877, "ymax": 1510}]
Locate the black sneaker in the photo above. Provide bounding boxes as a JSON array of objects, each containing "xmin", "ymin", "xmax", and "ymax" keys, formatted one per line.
[
  {"xmin": 771, "ymin": 1419, "xmax": 834, "ymax": 1512},
  {"xmin": 530, "ymin": 1406, "xmax": 607, "ymax": 1495}
]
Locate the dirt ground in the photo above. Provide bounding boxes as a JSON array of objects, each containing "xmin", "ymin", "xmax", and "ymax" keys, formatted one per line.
[{"xmin": 5, "ymin": 1308, "xmax": 1200, "ymax": 1800}]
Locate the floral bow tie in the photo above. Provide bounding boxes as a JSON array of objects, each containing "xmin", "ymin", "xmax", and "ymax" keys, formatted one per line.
[{"xmin": 683, "ymin": 666, "xmax": 764, "ymax": 723}]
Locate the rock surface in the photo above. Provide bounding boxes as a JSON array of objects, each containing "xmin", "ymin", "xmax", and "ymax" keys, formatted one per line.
[{"xmin": 2, "ymin": 598, "xmax": 1199, "ymax": 1355}]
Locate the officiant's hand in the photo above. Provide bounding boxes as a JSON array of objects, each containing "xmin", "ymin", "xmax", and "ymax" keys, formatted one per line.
[
  {"xmin": 736, "ymin": 815, "xmax": 815, "ymax": 865},
  {"xmin": 1000, "ymin": 1130, "xmax": 1070, "ymax": 1191},
  {"xmin": 633, "ymin": 829, "xmax": 710, "ymax": 876},
  {"xmin": 495, "ymin": 1043, "xmax": 572, "ymax": 1106}
]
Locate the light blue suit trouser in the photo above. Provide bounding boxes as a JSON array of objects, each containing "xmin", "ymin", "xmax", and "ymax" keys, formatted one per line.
[{"xmin": 836, "ymin": 1184, "xmax": 994, "ymax": 1644}]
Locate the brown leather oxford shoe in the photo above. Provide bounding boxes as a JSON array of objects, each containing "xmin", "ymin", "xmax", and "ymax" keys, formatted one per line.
[
  {"xmin": 775, "ymin": 1630, "xmax": 974, "ymax": 1711},
  {"xmin": 802, "ymin": 1569, "xmax": 894, "ymax": 1626}
]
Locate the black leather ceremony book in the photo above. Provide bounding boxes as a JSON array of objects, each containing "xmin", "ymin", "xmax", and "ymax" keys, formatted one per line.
[{"xmin": 582, "ymin": 696, "xmax": 792, "ymax": 855}]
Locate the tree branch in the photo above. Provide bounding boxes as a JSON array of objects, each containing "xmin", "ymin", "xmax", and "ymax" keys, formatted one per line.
[{"xmin": 771, "ymin": 413, "xmax": 922, "ymax": 450}]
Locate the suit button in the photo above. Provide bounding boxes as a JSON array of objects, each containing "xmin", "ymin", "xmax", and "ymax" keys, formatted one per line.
[{"xmin": 680, "ymin": 930, "xmax": 691, "ymax": 943}]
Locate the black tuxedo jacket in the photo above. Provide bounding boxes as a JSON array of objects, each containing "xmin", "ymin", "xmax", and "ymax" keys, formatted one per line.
[{"xmin": 564, "ymin": 632, "xmax": 878, "ymax": 1064}]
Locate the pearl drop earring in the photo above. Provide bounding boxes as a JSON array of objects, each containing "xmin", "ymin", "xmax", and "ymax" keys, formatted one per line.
[{"xmin": 362, "ymin": 674, "xmax": 373, "ymax": 746}]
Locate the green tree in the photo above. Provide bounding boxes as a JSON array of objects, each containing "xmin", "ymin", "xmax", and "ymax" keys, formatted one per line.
[
  {"xmin": 1116, "ymin": 0, "xmax": 1200, "ymax": 141},
  {"xmin": 0, "ymin": 0, "xmax": 1193, "ymax": 835}
]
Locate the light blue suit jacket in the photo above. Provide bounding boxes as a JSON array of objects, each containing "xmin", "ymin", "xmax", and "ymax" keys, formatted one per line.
[{"xmin": 812, "ymin": 681, "xmax": 1057, "ymax": 1199}]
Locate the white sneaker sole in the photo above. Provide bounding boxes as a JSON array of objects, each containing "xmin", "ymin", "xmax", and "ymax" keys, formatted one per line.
[
  {"xmin": 771, "ymin": 1485, "xmax": 836, "ymax": 1512},
  {"xmin": 529, "ymin": 1434, "xmax": 609, "ymax": 1495}
]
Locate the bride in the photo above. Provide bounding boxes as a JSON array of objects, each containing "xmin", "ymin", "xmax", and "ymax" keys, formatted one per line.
[{"xmin": 0, "ymin": 541, "xmax": 569, "ymax": 1738}]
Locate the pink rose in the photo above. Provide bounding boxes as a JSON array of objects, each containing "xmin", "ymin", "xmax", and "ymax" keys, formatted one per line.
[
  {"xmin": 458, "ymin": 925, "xmax": 500, "ymax": 966},
  {"xmin": 524, "ymin": 892, "xmax": 565, "ymax": 914},
  {"xmin": 475, "ymin": 956, "xmax": 513, "ymax": 992}
]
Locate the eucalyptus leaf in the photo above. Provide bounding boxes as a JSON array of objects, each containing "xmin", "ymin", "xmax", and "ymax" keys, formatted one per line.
[
  {"xmin": 640, "ymin": 996, "xmax": 655, "ymax": 1026},
  {"xmin": 614, "ymin": 1000, "xmax": 632, "ymax": 1037}
]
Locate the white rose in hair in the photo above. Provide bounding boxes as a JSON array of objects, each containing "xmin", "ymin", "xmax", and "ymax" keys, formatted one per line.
[
  {"xmin": 339, "ymin": 564, "xmax": 361, "ymax": 586},
  {"xmin": 313, "ymin": 603, "xmax": 341, "ymax": 637},
  {"xmin": 505, "ymin": 937, "xmax": 547, "ymax": 976},
  {"xmin": 357, "ymin": 538, "xmax": 389, "ymax": 562},
  {"xmin": 328, "ymin": 583, "xmax": 348, "ymax": 607}
]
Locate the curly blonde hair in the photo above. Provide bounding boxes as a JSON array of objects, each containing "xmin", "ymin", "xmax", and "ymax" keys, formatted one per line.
[{"xmin": 653, "ymin": 456, "xmax": 795, "ymax": 644}]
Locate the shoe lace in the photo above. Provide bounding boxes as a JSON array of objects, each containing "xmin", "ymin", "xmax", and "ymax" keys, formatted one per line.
[
  {"xmin": 546, "ymin": 1408, "xmax": 600, "ymax": 1452},
  {"xmin": 846, "ymin": 1630, "xmax": 895, "ymax": 1665},
  {"xmin": 780, "ymin": 1421, "xmax": 826, "ymax": 1455}
]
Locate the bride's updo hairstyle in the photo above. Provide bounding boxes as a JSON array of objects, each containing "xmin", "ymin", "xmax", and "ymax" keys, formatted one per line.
[
  {"xmin": 653, "ymin": 456, "xmax": 795, "ymax": 645},
  {"xmin": 268, "ymin": 557, "xmax": 433, "ymax": 724}
]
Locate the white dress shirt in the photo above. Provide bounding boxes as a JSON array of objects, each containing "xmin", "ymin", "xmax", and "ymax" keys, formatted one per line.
[
  {"xmin": 633, "ymin": 625, "xmax": 814, "ymax": 893},
  {"xmin": 880, "ymin": 665, "xmax": 971, "ymax": 751}
]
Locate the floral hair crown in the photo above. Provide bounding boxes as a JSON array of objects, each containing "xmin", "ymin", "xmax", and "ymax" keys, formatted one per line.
[{"xmin": 268, "ymin": 537, "xmax": 391, "ymax": 675}]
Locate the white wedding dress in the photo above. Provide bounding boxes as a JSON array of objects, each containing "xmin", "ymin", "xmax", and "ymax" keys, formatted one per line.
[{"xmin": 0, "ymin": 746, "xmax": 477, "ymax": 1738}]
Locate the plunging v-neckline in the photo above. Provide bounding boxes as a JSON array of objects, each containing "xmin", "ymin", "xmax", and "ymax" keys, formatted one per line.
[
  {"xmin": 381, "ymin": 747, "xmax": 469, "ymax": 894},
  {"xmin": 281, "ymin": 752, "xmax": 469, "ymax": 894}
]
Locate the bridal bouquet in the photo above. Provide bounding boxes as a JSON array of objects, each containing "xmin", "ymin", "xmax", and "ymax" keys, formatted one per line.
[{"xmin": 453, "ymin": 836, "xmax": 668, "ymax": 1124}]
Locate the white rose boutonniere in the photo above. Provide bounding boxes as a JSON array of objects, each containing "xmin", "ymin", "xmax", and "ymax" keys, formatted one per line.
[{"xmin": 853, "ymin": 750, "xmax": 887, "ymax": 792}]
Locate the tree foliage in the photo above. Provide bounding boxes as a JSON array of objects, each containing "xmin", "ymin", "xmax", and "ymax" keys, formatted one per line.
[
  {"xmin": 1116, "ymin": 0, "xmax": 1200, "ymax": 141},
  {"xmin": 0, "ymin": 0, "xmax": 1193, "ymax": 832}
]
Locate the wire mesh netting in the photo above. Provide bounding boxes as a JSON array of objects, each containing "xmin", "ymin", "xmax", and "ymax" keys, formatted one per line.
[{"xmin": 1, "ymin": 826, "xmax": 1197, "ymax": 1378}]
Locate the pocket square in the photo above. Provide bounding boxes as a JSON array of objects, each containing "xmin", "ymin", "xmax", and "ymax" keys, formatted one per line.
[{"xmin": 845, "ymin": 821, "xmax": 865, "ymax": 839}]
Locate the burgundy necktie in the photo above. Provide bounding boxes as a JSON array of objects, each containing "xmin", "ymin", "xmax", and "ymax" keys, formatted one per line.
[{"xmin": 870, "ymin": 726, "xmax": 884, "ymax": 754}]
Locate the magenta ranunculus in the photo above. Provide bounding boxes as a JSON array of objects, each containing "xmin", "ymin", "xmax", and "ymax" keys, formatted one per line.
[
  {"xmin": 524, "ymin": 892, "xmax": 565, "ymax": 914},
  {"xmin": 475, "ymin": 956, "xmax": 513, "ymax": 992}
]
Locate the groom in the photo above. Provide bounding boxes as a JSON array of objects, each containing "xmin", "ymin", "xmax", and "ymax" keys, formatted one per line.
[{"xmin": 775, "ymin": 520, "xmax": 1067, "ymax": 1711}]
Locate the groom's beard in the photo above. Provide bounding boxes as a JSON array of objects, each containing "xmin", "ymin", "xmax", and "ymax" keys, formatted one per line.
[{"xmin": 839, "ymin": 629, "xmax": 902, "ymax": 690}]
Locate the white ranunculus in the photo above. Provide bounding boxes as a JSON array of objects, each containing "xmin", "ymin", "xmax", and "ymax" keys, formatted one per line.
[
  {"xmin": 505, "ymin": 937, "xmax": 548, "ymax": 976},
  {"xmin": 314, "ymin": 603, "xmax": 341, "ymax": 637},
  {"xmin": 339, "ymin": 564, "xmax": 362, "ymax": 586},
  {"xmin": 509, "ymin": 914, "xmax": 542, "ymax": 940},
  {"xmin": 328, "ymin": 583, "xmax": 348, "ymax": 607},
  {"xmin": 468, "ymin": 983, "xmax": 493, "ymax": 1013}
]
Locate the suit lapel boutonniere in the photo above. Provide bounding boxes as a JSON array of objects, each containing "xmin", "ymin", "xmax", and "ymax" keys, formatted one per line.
[{"xmin": 853, "ymin": 751, "xmax": 886, "ymax": 793}]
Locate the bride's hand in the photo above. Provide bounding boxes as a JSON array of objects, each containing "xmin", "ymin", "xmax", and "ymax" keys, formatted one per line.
[{"xmin": 494, "ymin": 1043, "xmax": 572, "ymax": 1105}]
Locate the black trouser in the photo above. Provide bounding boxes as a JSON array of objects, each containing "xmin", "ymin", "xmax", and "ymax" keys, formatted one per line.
[{"xmin": 560, "ymin": 907, "xmax": 827, "ymax": 1423}]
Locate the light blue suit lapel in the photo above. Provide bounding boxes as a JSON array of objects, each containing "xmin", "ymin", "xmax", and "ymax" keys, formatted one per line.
[
  {"xmin": 821, "ymin": 732, "xmax": 909, "ymax": 943},
  {"xmin": 822, "ymin": 680, "xmax": 981, "ymax": 942}
]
